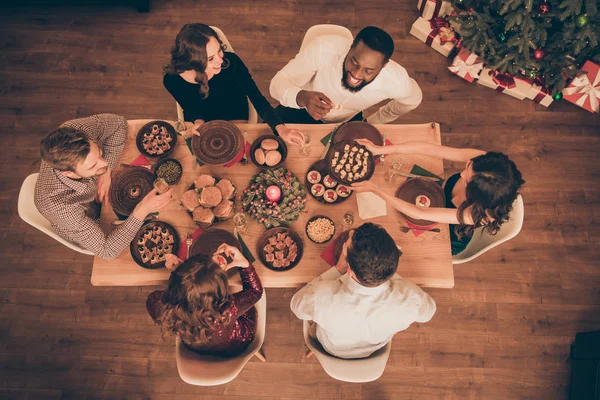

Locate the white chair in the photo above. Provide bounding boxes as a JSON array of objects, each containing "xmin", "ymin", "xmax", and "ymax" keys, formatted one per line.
[
  {"xmin": 303, "ymin": 320, "xmax": 392, "ymax": 383},
  {"xmin": 18, "ymin": 173, "xmax": 95, "ymax": 256},
  {"xmin": 175, "ymin": 25, "xmax": 258, "ymax": 124},
  {"xmin": 299, "ymin": 24, "xmax": 353, "ymax": 53},
  {"xmin": 175, "ymin": 289, "xmax": 266, "ymax": 386},
  {"xmin": 452, "ymin": 194, "xmax": 524, "ymax": 264}
]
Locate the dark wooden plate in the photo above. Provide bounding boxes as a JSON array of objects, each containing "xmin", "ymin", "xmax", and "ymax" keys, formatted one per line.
[
  {"xmin": 257, "ymin": 227, "xmax": 304, "ymax": 272},
  {"xmin": 109, "ymin": 167, "xmax": 155, "ymax": 216},
  {"xmin": 189, "ymin": 229, "xmax": 241, "ymax": 279},
  {"xmin": 191, "ymin": 120, "xmax": 243, "ymax": 165},
  {"xmin": 305, "ymin": 215, "xmax": 336, "ymax": 244},
  {"xmin": 130, "ymin": 221, "xmax": 180, "ymax": 269},
  {"xmin": 325, "ymin": 140, "xmax": 375, "ymax": 186},
  {"xmin": 395, "ymin": 178, "xmax": 446, "ymax": 226},
  {"xmin": 135, "ymin": 120, "xmax": 177, "ymax": 158},
  {"xmin": 332, "ymin": 121, "xmax": 383, "ymax": 146},
  {"xmin": 249, "ymin": 134, "xmax": 288, "ymax": 169},
  {"xmin": 305, "ymin": 159, "xmax": 353, "ymax": 205}
]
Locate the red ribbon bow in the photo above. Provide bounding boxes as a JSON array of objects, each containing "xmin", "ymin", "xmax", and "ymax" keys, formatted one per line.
[
  {"xmin": 490, "ymin": 70, "xmax": 516, "ymax": 92},
  {"xmin": 426, "ymin": 17, "xmax": 457, "ymax": 46}
]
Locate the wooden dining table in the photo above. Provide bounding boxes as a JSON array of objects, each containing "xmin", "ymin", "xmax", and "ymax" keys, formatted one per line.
[{"xmin": 91, "ymin": 120, "xmax": 454, "ymax": 288}]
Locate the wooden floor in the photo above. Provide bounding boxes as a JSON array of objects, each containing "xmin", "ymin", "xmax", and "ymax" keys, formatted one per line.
[{"xmin": 1, "ymin": 1, "xmax": 599, "ymax": 399}]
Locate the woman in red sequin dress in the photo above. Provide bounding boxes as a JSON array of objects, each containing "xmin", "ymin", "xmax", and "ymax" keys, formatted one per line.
[{"xmin": 146, "ymin": 244, "xmax": 263, "ymax": 357}]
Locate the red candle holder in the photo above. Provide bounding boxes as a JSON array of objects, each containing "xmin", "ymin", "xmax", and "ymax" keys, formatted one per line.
[{"xmin": 266, "ymin": 185, "xmax": 282, "ymax": 203}]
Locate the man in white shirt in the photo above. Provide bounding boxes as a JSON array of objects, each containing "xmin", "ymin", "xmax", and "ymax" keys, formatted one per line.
[
  {"xmin": 270, "ymin": 26, "xmax": 422, "ymax": 124},
  {"xmin": 290, "ymin": 223, "xmax": 436, "ymax": 359}
]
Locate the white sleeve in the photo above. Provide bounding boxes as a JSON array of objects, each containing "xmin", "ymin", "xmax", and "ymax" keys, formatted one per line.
[
  {"xmin": 366, "ymin": 77, "xmax": 423, "ymax": 124},
  {"xmin": 414, "ymin": 288, "xmax": 437, "ymax": 323},
  {"xmin": 290, "ymin": 267, "xmax": 342, "ymax": 320},
  {"xmin": 269, "ymin": 39, "xmax": 322, "ymax": 109}
]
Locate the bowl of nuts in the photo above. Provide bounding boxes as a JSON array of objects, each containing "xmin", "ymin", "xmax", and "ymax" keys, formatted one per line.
[
  {"xmin": 154, "ymin": 158, "xmax": 183, "ymax": 185},
  {"xmin": 305, "ymin": 215, "xmax": 336, "ymax": 244}
]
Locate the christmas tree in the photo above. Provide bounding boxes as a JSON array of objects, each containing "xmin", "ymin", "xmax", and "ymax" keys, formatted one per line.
[{"xmin": 450, "ymin": 0, "xmax": 600, "ymax": 96}]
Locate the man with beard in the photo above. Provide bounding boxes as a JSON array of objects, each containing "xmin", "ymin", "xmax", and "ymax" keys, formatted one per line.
[
  {"xmin": 270, "ymin": 26, "xmax": 422, "ymax": 124},
  {"xmin": 34, "ymin": 114, "xmax": 172, "ymax": 259}
]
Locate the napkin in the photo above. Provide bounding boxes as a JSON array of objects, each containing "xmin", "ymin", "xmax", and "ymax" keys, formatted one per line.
[
  {"xmin": 320, "ymin": 232, "xmax": 344, "ymax": 267},
  {"xmin": 177, "ymin": 226, "xmax": 205, "ymax": 260},
  {"xmin": 236, "ymin": 231, "xmax": 256, "ymax": 263},
  {"xmin": 224, "ymin": 141, "xmax": 251, "ymax": 168},
  {"xmin": 356, "ymin": 192, "xmax": 388, "ymax": 220},
  {"xmin": 130, "ymin": 154, "xmax": 151, "ymax": 167}
]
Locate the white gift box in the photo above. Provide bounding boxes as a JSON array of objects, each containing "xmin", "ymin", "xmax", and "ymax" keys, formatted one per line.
[
  {"xmin": 409, "ymin": 17, "xmax": 456, "ymax": 57},
  {"xmin": 477, "ymin": 67, "xmax": 532, "ymax": 100}
]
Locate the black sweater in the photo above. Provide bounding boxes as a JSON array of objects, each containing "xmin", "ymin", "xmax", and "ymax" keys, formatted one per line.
[{"xmin": 163, "ymin": 52, "xmax": 283, "ymax": 134}]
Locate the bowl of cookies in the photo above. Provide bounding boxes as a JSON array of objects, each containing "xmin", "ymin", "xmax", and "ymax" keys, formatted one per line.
[{"xmin": 250, "ymin": 135, "xmax": 287, "ymax": 169}]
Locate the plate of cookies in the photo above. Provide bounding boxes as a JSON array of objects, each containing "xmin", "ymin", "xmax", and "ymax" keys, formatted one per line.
[
  {"xmin": 180, "ymin": 174, "xmax": 236, "ymax": 228},
  {"xmin": 305, "ymin": 160, "xmax": 353, "ymax": 204},
  {"xmin": 257, "ymin": 227, "xmax": 303, "ymax": 271},
  {"xmin": 130, "ymin": 221, "xmax": 180, "ymax": 269},
  {"xmin": 250, "ymin": 135, "xmax": 287, "ymax": 169},
  {"xmin": 135, "ymin": 120, "xmax": 177, "ymax": 158},
  {"xmin": 325, "ymin": 140, "xmax": 375, "ymax": 185}
]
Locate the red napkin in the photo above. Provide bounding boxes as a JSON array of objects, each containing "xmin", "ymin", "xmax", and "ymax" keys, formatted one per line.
[
  {"xmin": 406, "ymin": 220, "xmax": 439, "ymax": 237},
  {"xmin": 224, "ymin": 141, "xmax": 251, "ymax": 168},
  {"xmin": 375, "ymin": 138, "xmax": 393, "ymax": 165},
  {"xmin": 320, "ymin": 233, "xmax": 344, "ymax": 267},
  {"xmin": 177, "ymin": 227, "xmax": 205, "ymax": 260},
  {"xmin": 130, "ymin": 154, "xmax": 151, "ymax": 167}
]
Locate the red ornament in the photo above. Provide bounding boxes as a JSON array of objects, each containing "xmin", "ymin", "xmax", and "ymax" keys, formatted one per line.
[
  {"xmin": 539, "ymin": 2, "xmax": 550, "ymax": 15},
  {"xmin": 533, "ymin": 48, "xmax": 545, "ymax": 60}
]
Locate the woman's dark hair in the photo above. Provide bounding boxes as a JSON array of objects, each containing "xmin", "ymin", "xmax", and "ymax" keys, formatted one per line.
[
  {"xmin": 159, "ymin": 254, "xmax": 232, "ymax": 346},
  {"xmin": 456, "ymin": 152, "xmax": 525, "ymax": 238},
  {"xmin": 164, "ymin": 23, "xmax": 228, "ymax": 99},
  {"xmin": 346, "ymin": 223, "xmax": 401, "ymax": 287},
  {"xmin": 352, "ymin": 26, "xmax": 394, "ymax": 62}
]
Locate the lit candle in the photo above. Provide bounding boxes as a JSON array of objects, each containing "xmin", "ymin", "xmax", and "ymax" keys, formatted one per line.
[{"xmin": 266, "ymin": 185, "xmax": 281, "ymax": 202}]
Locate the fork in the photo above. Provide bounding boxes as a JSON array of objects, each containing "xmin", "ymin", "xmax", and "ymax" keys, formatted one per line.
[
  {"xmin": 401, "ymin": 226, "xmax": 440, "ymax": 233},
  {"xmin": 241, "ymin": 131, "xmax": 249, "ymax": 165},
  {"xmin": 185, "ymin": 233, "xmax": 193, "ymax": 260}
]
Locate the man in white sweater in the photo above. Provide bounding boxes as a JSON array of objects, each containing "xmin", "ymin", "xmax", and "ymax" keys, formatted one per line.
[
  {"xmin": 270, "ymin": 26, "xmax": 422, "ymax": 124},
  {"xmin": 290, "ymin": 223, "xmax": 436, "ymax": 359}
]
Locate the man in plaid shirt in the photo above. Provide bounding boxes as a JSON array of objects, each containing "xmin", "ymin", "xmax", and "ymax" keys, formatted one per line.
[{"xmin": 34, "ymin": 114, "xmax": 172, "ymax": 259}]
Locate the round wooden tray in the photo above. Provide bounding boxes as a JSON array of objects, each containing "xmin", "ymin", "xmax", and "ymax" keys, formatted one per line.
[
  {"xmin": 257, "ymin": 227, "xmax": 303, "ymax": 272},
  {"xmin": 191, "ymin": 120, "xmax": 243, "ymax": 165},
  {"xmin": 305, "ymin": 215, "xmax": 336, "ymax": 244},
  {"xmin": 135, "ymin": 120, "xmax": 177, "ymax": 158},
  {"xmin": 395, "ymin": 178, "xmax": 446, "ymax": 226},
  {"xmin": 183, "ymin": 178, "xmax": 235, "ymax": 227},
  {"xmin": 332, "ymin": 121, "xmax": 383, "ymax": 146},
  {"xmin": 325, "ymin": 140, "xmax": 375, "ymax": 186},
  {"xmin": 130, "ymin": 221, "xmax": 180, "ymax": 269},
  {"xmin": 109, "ymin": 167, "xmax": 155, "ymax": 216},
  {"xmin": 305, "ymin": 160, "xmax": 353, "ymax": 205},
  {"xmin": 249, "ymin": 134, "xmax": 288, "ymax": 169}
]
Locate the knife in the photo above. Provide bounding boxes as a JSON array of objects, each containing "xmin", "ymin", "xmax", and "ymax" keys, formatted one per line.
[{"xmin": 396, "ymin": 171, "xmax": 443, "ymax": 181}]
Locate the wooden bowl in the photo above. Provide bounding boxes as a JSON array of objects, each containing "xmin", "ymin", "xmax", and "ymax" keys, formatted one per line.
[
  {"xmin": 154, "ymin": 157, "xmax": 182, "ymax": 185},
  {"xmin": 257, "ymin": 227, "xmax": 303, "ymax": 272},
  {"xmin": 249, "ymin": 135, "xmax": 287, "ymax": 169},
  {"xmin": 325, "ymin": 140, "xmax": 375, "ymax": 185},
  {"xmin": 109, "ymin": 167, "xmax": 155, "ymax": 216},
  {"xmin": 305, "ymin": 215, "xmax": 336, "ymax": 244},
  {"xmin": 135, "ymin": 120, "xmax": 178, "ymax": 158},
  {"xmin": 395, "ymin": 178, "xmax": 446, "ymax": 226},
  {"xmin": 130, "ymin": 221, "xmax": 180, "ymax": 269}
]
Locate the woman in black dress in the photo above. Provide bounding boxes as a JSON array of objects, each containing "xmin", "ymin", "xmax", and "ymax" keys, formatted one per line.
[
  {"xmin": 350, "ymin": 140, "xmax": 524, "ymax": 255},
  {"xmin": 164, "ymin": 24, "xmax": 305, "ymax": 146}
]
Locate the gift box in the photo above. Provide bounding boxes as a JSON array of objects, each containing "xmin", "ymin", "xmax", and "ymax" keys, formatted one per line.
[
  {"xmin": 523, "ymin": 79, "xmax": 553, "ymax": 107},
  {"xmin": 417, "ymin": 0, "xmax": 453, "ymax": 20},
  {"xmin": 410, "ymin": 17, "xmax": 458, "ymax": 57},
  {"xmin": 477, "ymin": 68, "xmax": 531, "ymax": 100},
  {"xmin": 562, "ymin": 60, "xmax": 600, "ymax": 113},
  {"xmin": 448, "ymin": 48, "xmax": 484, "ymax": 83}
]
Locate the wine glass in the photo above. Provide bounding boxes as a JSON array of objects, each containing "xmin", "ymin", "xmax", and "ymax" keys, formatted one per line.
[
  {"xmin": 300, "ymin": 132, "xmax": 312, "ymax": 156},
  {"xmin": 342, "ymin": 211, "xmax": 355, "ymax": 231},
  {"xmin": 233, "ymin": 212, "xmax": 248, "ymax": 234},
  {"xmin": 153, "ymin": 178, "xmax": 170, "ymax": 194},
  {"xmin": 173, "ymin": 120, "xmax": 187, "ymax": 136},
  {"xmin": 384, "ymin": 157, "xmax": 404, "ymax": 182}
]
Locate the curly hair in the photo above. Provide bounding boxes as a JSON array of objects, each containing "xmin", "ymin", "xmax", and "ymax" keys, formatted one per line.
[
  {"xmin": 159, "ymin": 255, "xmax": 232, "ymax": 346},
  {"xmin": 456, "ymin": 152, "xmax": 525, "ymax": 238},
  {"xmin": 163, "ymin": 23, "xmax": 228, "ymax": 99}
]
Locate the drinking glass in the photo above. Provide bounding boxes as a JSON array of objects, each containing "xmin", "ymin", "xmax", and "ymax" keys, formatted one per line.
[
  {"xmin": 300, "ymin": 132, "xmax": 312, "ymax": 156},
  {"xmin": 153, "ymin": 178, "xmax": 170, "ymax": 194},
  {"xmin": 173, "ymin": 120, "xmax": 187, "ymax": 136},
  {"xmin": 384, "ymin": 157, "xmax": 404, "ymax": 182},
  {"xmin": 233, "ymin": 212, "xmax": 248, "ymax": 234},
  {"xmin": 342, "ymin": 211, "xmax": 355, "ymax": 231}
]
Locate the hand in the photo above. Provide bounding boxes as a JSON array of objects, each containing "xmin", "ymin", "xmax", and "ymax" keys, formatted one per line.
[
  {"xmin": 132, "ymin": 188, "xmax": 173, "ymax": 220},
  {"xmin": 276, "ymin": 125, "xmax": 305, "ymax": 147},
  {"xmin": 165, "ymin": 253, "xmax": 183, "ymax": 271},
  {"xmin": 184, "ymin": 119, "xmax": 205, "ymax": 138},
  {"xmin": 351, "ymin": 180, "xmax": 379, "ymax": 194},
  {"xmin": 215, "ymin": 243, "xmax": 249, "ymax": 269},
  {"xmin": 296, "ymin": 90, "xmax": 333, "ymax": 120},
  {"xmin": 95, "ymin": 168, "xmax": 112, "ymax": 204},
  {"xmin": 355, "ymin": 139, "xmax": 384, "ymax": 156}
]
